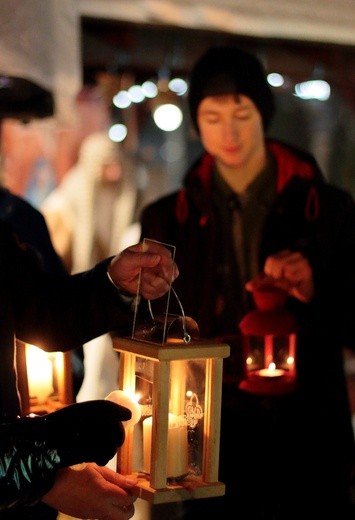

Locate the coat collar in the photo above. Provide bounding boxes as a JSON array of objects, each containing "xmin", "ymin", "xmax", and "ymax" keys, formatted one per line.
[{"xmin": 176, "ymin": 139, "xmax": 322, "ymax": 224}]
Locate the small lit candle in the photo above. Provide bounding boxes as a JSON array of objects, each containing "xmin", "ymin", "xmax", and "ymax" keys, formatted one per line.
[
  {"xmin": 143, "ymin": 413, "xmax": 188, "ymax": 478},
  {"xmin": 257, "ymin": 362, "xmax": 285, "ymax": 378}
]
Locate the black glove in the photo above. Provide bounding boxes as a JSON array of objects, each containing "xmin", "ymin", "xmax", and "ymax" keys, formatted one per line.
[
  {"xmin": 17, "ymin": 400, "xmax": 131, "ymax": 467},
  {"xmin": 0, "ymin": 400, "xmax": 131, "ymax": 511}
]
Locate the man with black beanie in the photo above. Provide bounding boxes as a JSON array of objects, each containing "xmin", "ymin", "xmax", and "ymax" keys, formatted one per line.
[
  {"xmin": 188, "ymin": 45, "xmax": 275, "ymax": 132},
  {"xmin": 140, "ymin": 45, "xmax": 355, "ymax": 519}
]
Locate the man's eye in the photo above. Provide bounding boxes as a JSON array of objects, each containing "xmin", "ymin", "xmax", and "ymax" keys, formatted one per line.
[
  {"xmin": 205, "ymin": 117, "xmax": 219, "ymax": 124},
  {"xmin": 235, "ymin": 110, "xmax": 252, "ymax": 120}
]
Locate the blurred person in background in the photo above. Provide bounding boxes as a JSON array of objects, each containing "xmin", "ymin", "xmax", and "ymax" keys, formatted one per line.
[{"xmin": 42, "ymin": 131, "xmax": 144, "ymax": 401}]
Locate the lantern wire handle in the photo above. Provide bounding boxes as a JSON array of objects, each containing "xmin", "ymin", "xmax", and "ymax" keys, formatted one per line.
[
  {"xmin": 132, "ymin": 239, "xmax": 192, "ymax": 343},
  {"xmin": 147, "ymin": 287, "xmax": 191, "ymax": 344}
]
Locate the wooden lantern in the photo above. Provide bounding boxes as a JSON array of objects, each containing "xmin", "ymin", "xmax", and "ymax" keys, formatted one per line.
[
  {"xmin": 111, "ymin": 332, "xmax": 230, "ymax": 504},
  {"xmin": 109, "ymin": 238, "xmax": 229, "ymax": 502}
]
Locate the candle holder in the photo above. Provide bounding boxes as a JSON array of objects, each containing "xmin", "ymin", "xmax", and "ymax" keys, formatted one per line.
[
  {"xmin": 238, "ymin": 281, "xmax": 298, "ymax": 396},
  {"xmin": 111, "ymin": 239, "xmax": 230, "ymax": 503},
  {"xmin": 16, "ymin": 341, "xmax": 73, "ymax": 415}
]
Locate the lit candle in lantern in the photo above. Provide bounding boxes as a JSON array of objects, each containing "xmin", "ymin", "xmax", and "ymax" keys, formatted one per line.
[
  {"xmin": 257, "ymin": 362, "xmax": 285, "ymax": 378},
  {"xmin": 143, "ymin": 413, "xmax": 188, "ymax": 478},
  {"xmin": 26, "ymin": 345, "xmax": 53, "ymax": 403}
]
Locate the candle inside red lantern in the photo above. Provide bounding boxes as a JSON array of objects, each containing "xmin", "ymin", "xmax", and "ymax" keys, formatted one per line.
[{"xmin": 257, "ymin": 362, "xmax": 285, "ymax": 378}]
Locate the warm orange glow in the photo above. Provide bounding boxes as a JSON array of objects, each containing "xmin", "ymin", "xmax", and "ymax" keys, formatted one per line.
[{"xmin": 25, "ymin": 345, "xmax": 53, "ymax": 402}]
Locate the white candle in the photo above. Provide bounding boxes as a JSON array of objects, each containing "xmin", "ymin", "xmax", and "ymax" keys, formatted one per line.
[
  {"xmin": 105, "ymin": 390, "xmax": 142, "ymax": 429},
  {"xmin": 257, "ymin": 362, "xmax": 285, "ymax": 378},
  {"xmin": 143, "ymin": 413, "xmax": 188, "ymax": 478}
]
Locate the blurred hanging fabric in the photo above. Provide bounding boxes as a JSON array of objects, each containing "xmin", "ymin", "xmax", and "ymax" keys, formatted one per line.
[{"xmin": 0, "ymin": 0, "xmax": 82, "ymax": 124}]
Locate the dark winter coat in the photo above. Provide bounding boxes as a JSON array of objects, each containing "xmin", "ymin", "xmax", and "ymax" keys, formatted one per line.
[{"xmin": 0, "ymin": 220, "xmax": 132, "ymax": 514}]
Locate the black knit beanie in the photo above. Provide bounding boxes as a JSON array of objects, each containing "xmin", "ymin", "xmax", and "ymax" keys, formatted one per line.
[{"xmin": 188, "ymin": 46, "xmax": 275, "ymax": 132}]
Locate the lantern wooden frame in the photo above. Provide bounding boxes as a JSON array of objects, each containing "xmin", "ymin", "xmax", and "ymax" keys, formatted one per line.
[{"xmin": 112, "ymin": 336, "xmax": 230, "ymax": 504}]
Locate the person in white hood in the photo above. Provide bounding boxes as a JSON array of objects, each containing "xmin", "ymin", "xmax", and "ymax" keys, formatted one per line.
[{"xmin": 42, "ymin": 131, "xmax": 143, "ymax": 401}]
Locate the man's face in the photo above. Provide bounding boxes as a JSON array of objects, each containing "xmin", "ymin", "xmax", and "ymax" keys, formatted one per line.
[{"xmin": 197, "ymin": 93, "xmax": 265, "ymax": 171}]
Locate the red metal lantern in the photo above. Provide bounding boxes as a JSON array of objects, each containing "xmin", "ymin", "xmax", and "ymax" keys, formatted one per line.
[{"xmin": 239, "ymin": 281, "xmax": 298, "ymax": 396}]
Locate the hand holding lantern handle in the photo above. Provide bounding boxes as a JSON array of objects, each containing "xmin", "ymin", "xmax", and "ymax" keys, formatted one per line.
[
  {"xmin": 246, "ymin": 249, "xmax": 314, "ymax": 304},
  {"xmin": 108, "ymin": 242, "xmax": 179, "ymax": 301}
]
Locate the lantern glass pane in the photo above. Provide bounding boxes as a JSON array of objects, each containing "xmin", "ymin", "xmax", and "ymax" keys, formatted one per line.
[
  {"xmin": 132, "ymin": 357, "xmax": 207, "ymax": 482},
  {"xmin": 183, "ymin": 359, "xmax": 206, "ymax": 478},
  {"xmin": 273, "ymin": 335, "xmax": 294, "ymax": 371},
  {"xmin": 245, "ymin": 334, "xmax": 295, "ymax": 373}
]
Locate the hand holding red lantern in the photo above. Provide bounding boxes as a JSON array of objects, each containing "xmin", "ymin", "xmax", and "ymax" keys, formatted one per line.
[{"xmin": 246, "ymin": 249, "xmax": 314, "ymax": 304}]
